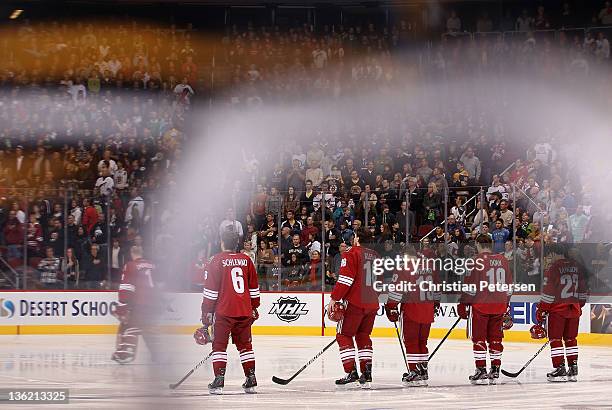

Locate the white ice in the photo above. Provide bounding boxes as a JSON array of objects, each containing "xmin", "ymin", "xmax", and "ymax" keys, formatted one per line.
[{"xmin": 1, "ymin": 334, "xmax": 611, "ymax": 409}]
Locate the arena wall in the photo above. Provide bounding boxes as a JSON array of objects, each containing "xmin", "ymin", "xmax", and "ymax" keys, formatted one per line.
[{"xmin": 0, "ymin": 291, "xmax": 611, "ymax": 346}]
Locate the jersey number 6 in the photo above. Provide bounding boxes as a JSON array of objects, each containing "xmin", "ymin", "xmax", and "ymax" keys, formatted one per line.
[{"xmin": 231, "ymin": 267, "xmax": 245, "ymax": 294}]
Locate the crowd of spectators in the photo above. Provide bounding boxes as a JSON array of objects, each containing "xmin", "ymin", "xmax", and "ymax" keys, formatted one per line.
[
  {"xmin": 0, "ymin": 4, "xmax": 610, "ymax": 293},
  {"xmin": 0, "ymin": 21, "xmax": 193, "ymax": 288}
]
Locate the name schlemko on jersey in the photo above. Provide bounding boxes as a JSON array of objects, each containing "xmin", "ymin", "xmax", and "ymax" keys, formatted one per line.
[{"xmin": 372, "ymin": 280, "xmax": 536, "ymax": 294}]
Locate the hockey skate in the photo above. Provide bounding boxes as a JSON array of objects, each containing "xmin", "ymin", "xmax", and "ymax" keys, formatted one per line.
[
  {"xmin": 335, "ymin": 369, "xmax": 359, "ymax": 389},
  {"xmin": 242, "ymin": 369, "xmax": 257, "ymax": 394},
  {"xmin": 208, "ymin": 369, "xmax": 225, "ymax": 395},
  {"xmin": 111, "ymin": 350, "xmax": 135, "ymax": 365},
  {"xmin": 488, "ymin": 365, "xmax": 500, "ymax": 385},
  {"xmin": 417, "ymin": 363, "xmax": 429, "ymax": 386},
  {"xmin": 358, "ymin": 363, "xmax": 372, "ymax": 389},
  {"xmin": 567, "ymin": 362, "xmax": 578, "ymax": 382},
  {"xmin": 469, "ymin": 367, "xmax": 489, "ymax": 385},
  {"xmin": 402, "ymin": 370, "xmax": 423, "ymax": 387},
  {"xmin": 547, "ymin": 365, "xmax": 568, "ymax": 382}
]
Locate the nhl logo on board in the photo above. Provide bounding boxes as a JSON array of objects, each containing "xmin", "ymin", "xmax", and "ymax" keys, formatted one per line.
[{"xmin": 269, "ymin": 297, "xmax": 309, "ymax": 322}]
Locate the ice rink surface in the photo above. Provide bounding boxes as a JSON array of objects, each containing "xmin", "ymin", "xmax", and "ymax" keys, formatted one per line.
[{"xmin": 1, "ymin": 334, "xmax": 612, "ymax": 409}]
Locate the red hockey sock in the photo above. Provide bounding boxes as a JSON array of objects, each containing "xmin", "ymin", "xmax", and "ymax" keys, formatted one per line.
[
  {"xmin": 337, "ymin": 335, "xmax": 357, "ymax": 373},
  {"xmin": 405, "ymin": 341, "xmax": 420, "ymax": 371},
  {"xmin": 239, "ymin": 348, "xmax": 255, "ymax": 376},
  {"xmin": 489, "ymin": 340, "xmax": 503, "ymax": 367},
  {"xmin": 339, "ymin": 347, "xmax": 357, "ymax": 373},
  {"xmin": 564, "ymin": 339, "xmax": 578, "ymax": 365},
  {"xmin": 550, "ymin": 340, "xmax": 565, "ymax": 368},
  {"xmin": 473, "ymin": 341, "xmax": 487, "ymax": 368},
  {"xmin": 211, "ymin": 350, "xmax": 228, "ymax": 376},
  {"xmin": 357, "ymin": 348, "xmax": 373, "ymax": 373}
]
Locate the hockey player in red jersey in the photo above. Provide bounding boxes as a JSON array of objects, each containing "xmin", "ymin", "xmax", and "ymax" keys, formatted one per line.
[
  {"xmin": 458, "ymin": 235, "xmax": 513, "ymax": 385},
  {"xmin": 536, "ymin": 244, "xmax": 587, "ymax": 382},
  {"xmin": 327, "ymin": 233, "xmax": 380, "ymax": 389},
  {"xmin": 385, "ymin": 245, "xmax": 440, "ymax": 387},
  {"xmin": 194, "ymin": 231, "xmax": 260, "ymax": 394},
  {"xmin": 112, "ymin": 246, "xmax": 159, "ymax": 364}
]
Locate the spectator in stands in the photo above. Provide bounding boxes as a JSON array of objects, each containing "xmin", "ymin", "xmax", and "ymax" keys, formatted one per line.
[
  {"xmin": 283, "ymin": 187, "xmax": 300, "ymax": 215},
  {"xmin": 38, "ymin": 247, "xmax": 62, "ymax": 289},
  {"xmin": 300, "ymin": 180, "xmax": 316, "ymax": 213},
  {"xmin": 492, "ymin": 219, "xmax": 510, "ymax": 254},
  {"xmin": 265, "ymin": 187, "xmax": 283, "ymax": 217},
  {"xmin": 516, "ymin": 9, "xmax": 534, "ymax": 32},
  {"xmin": 219, "ymin": 208, "xmax": 244, "ymax": 242},
  {"xmin": 125, "ymin": 188, "xmax": 145, "ymax": 228},
  {"xmin": 535, "ymin": 6, "xmax": 551, "ymax": 30},
  {"xmin": 477, "ymin": 12, "xmax": 494, "ymax": 32},
  {"xmin": 286, "ymin": 160, "xmax": 306, "ymax": 191},
  {"xmin": 284, "ymin": 234, "xmax": 309, "ymax": 267},
  {"xmin": 499, "ymin": 199, "xmax": 514, "ymax": 228},
  {"xmin": 61, "ymin": 247, "xmax": 80, "ymax": 288},
  {"xmin": 110, "ymin": 238, "xmax": 124, "ymax": 282},
  {"xmin": 84, "ymin": 244, "xmax": 106, "ymax": 289},
  {"xmin": 599, "ymin": 1, "xmax": 612, "ymax": 25},
  {"xmin": 3, "ymin": 210, "xmax": 24, "ymax": 259},
  {"xmin": 281, "ymin": 210, "xmax": 303, "ymax": 235},
  {"xmin": 250, "ymin": 184, "xmax": 267, "ymax": 229},
  {"xmin": 569, "ymin": 205, "xmax": 589, "ymax": 243},
  {"xmin": 423, "ymin": 182, "xmax": 441, "ymax": 224},
  {"xmin": 447, "ymin": 10, "xmax": 462, "ymax": 33},
  {"xmin": 27, "ymin": 213, "xmax": 44, "ymax": 257},
  {"xmin": 300, "ymin": 216, "xmax": 318, "ymax": 245},
  {"xmin": 460, "ymin": 147, "xmax": 481, "ymax": 184}
]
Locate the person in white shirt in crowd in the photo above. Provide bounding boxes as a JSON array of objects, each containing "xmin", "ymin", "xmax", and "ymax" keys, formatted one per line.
[
  {"xmin": 95, "ymin": 161, "xmax": 115, "ymax": 199},
  {"xmin": 114, "ymin": 161, "xmax": 129, "ymax": 191},
  {"xmin": 219, "ymin": 208, "xmax": 244, "ymax": 243},
  {"xmin": 124, "ymin": 187, "xmax": 145, "ymax": 227},
  {"xmin": 487, "ymin": 174, "xmax": 507, "ymax": 201},
  {"xmin": 98, "ymin": 149, "xmax": 117, "ymax": 176}
]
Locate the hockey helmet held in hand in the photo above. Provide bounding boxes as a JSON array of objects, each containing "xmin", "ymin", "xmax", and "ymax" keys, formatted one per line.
[
  {"xmin": 194, "ymin": 325, "xmax": 213, "ymax": 345},
  {"xmin": 530, "ymin": 323, "xmax": 547, "ymax": 339}
]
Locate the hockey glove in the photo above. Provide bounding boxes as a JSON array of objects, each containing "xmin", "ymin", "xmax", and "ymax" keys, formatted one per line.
[
  {"xmin": 457, "ymin": 303, "xmax": 470, "ymax": 320},
  {"xmin": 535, "ymin": 303, "xmax": 548, "ymax": 324},
  {"xmin": 251, "ymin": 308, "xmax": 259, "ymax": 324},
  {"xmin": 327, "ymin": 300, "xmax": 345, "ymax": 322},
  {"xmin": 194, "ymin": 326, "xmax": 213, "ymax": 345},
  {"xmin": 502, "ymin": 308, "xmax": 514, "ymax": 330},
  {"xmin": 385, "ymin": 304, "xmax": 399, "ymax": 322},
  {"xmin": 202, "ymin": 312, "xmax": 214, "ymax": 326},
  {"xmin": 434, "ymin": 301, "xmax": 441, "ymax": 317}
]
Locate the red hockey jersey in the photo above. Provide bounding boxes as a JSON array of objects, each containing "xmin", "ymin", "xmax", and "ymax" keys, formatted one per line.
[
  {"xmin": 540, "ymin": 258, "xmax": 587, "ymax": 318},
  {"xmin": 331, "ymin": 245, "xmax": 380, "ymax": 310},
  {"xmin": 462, "ymin": 252, "xmax": 512, "ymax": 315},
  {"xmin": 201, "ymin": 251, "xmax": 260, "ymax": 317},
  {"xmin": 118, "ymin": 258, "xmax": 158, "ymax": 308},
  {"xmin": 387, "ymin": 259, "xmax": 440, "ymax": 324}
]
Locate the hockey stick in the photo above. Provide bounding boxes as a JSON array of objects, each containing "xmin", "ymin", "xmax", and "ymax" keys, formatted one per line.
[
  {"xmin": 169, "ymin": 350, "xmax": 213, "ymax": 390},
  {"xmin": 501, "ymin": 340, "xmax": 549, "ymax": 378},
  {"xmin": 272, "ymin": 339, "xmax": 336, "ymax": 385},
  {"xmin": 394, "ymin": 321, "xmax": 410, "ymax": 372},
  {"xmin": 428, "ymin": 317, "xmax": 461, "ymax": 362}
]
